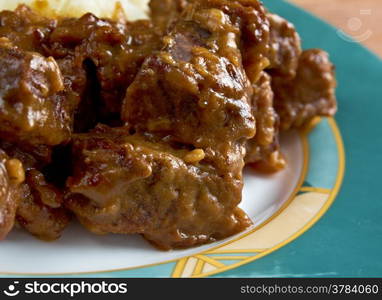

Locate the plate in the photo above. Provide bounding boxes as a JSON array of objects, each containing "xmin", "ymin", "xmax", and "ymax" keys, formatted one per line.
[{"xmin": 1, "ymin": 0, "xmax": 381, "ymax": 278}]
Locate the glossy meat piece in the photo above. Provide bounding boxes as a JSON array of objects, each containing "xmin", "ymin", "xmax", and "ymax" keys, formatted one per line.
[
  {"xmin": 93, "ymin": 20, "xmax": 161, "ymax": 117},
  {"xmin": 209, "ymin": 0, "xmax": 270, "ymax": 82},
  {"xmin": 66, "ymin": 126, "xmax": 251, "ymax": 249},
  {"xmin": 0, "ymin": 7, "xmax": 89, "ymax": 133},
  {"xmin": 0, "ymin": 38, "xmax": 71, "ymax": 147},
  {"xmin": 148, "ymin": 0, "xmax": 283, "ymax": 172},
  {"xmin": 0, "ymin": 139, "xmax": 71, "ymax": 240},
  {"xmin": 267, "ymin": 13, "xmax": 302, "ymax": 78},
  {"xmin": 149, "ymin": 0, "xmax": 270, "ymax": 82},
  {"xmin": 17, "ymin": 169, "xmax": 71, "ymax": 241},
  {"xmin": 0, "ymin": 142, "xmax": 70, "ymax": 240},
  {"xmin": 49, "ymin": 14, "xmax": 161, "ymax": 117},
  {"xmin": 123, "ymin": 0, "xmax": 257, "ymax": 153},
  {"xmin": 0, "ymin": 5, "xmax": 56, "ymax": 53},
  {"xmin": 245, "ymin": 72, "xmax": 285, "ymax": 172},
  {"xmin": 272, "ymin": 49, "xmax": 337, "ymax": 130},
  {"xmin": 0, "ymin": 150, "xmax": 24, "ymax": 240}
]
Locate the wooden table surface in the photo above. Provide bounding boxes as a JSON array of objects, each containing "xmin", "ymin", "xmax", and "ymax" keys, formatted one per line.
[{"xmin": 288, "ymin": 0, "xmax": 382, "ymax": 57}]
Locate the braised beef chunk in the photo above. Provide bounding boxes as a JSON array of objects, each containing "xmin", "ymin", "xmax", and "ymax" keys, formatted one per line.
[
  {"xmin": 0, "ymin": 141, "xmax": 71, "ymax": 241},
  {"xmin": 263, "ymin": 14, "xmax": 336, "ymax": 131},
  {"xmin": 272, "ymin": 49, "xmax": 337, "ymax": 130},
  {"xmin": 0, "ymin": 7, "xmax": 89, "ymax": 134},
  {"xmin": 92, "ymin": 20, "xmax": 161, "ymax": 117},
  {"xmin": 49, "ymin": 14, "xmax": 161, "ymax": 118},
  {"xmin": 267, "ymin": 13, "xmax": 302, "ymax": 78},
  {"xmin": 207, "ymin": 0, "xmax": 270, "ymax": 82},
  {"xmin": 17, "ymin": 169, "xmax": 71, "ymax": 241},
  {"xmin": 149, "ymin": 0, "xmax": 270, "ymax": 82},
  {"xmin": 245, "ymin": 72, "xmax": 285, "ymax": 172},
  {"xmin": 0, "ymin": 150, "xmax": 24, "ymax": 240},
  {"xmin": 66, "ymin": 126, "xmax": 250, "ymax": 249},
  {"xmin": 0, "ymin": 142, "xmax": 71, "ymax": 240},
  {"xmin": 0, "ymin": 38, "xmax": 71, "ymax": 147},
  {"xmin": 123, "ymin": 0, "xmax": 257, "ymax": 151}
]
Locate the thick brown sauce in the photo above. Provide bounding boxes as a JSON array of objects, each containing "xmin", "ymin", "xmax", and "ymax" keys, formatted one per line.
[{"xmin": 0, "ymin": 0, "xmax": 336, "ymax": 249}]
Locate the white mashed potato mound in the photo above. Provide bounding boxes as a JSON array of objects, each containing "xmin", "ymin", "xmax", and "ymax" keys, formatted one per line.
[{"xmin": 0, "ymin": 0, "xmax": 149, "ymax": 20}]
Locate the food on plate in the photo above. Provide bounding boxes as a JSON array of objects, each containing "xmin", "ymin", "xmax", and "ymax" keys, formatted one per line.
[
  {"xmin": 0, "ymin": 150, "xmax": 24, "ymax": 240},
  {"xmin": 0, "ymin": 0, "xmax": 337, "ymax": 249}
]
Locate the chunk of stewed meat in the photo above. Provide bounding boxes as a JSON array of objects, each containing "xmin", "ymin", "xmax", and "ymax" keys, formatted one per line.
[
  {"xmin": 48, "ymin": 14, "xmax": 162, "ymax": 118},
  {"xmin": 66, "ymin": 126, "xmax": 251, "ymax": 249},
  {"xmin": 266, "ymin": 13, "xmax": 302, "ymax": 78},
  {"xmin": 16, "ymin": 169, "xmax": 71, "ymax": 241},
  {"xmin": 123, "ymin": 0, "xmax": 257, "ymax": 153},
  {"xmin": 272, "ymin": 49, "xmax": 337, "ymax": 130},
  {"xmin": 0, "ymin": 38, "xmax": 71, "ymax": 147},
  {"xmin": 149, "ymin": 0, "xmax": 271, "ymax": 82}
]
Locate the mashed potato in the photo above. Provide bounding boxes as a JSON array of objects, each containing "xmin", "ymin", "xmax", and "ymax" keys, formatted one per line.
[{"xmin": 0, "ymin": 0, "xmax": 149, "ymax": 20}]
